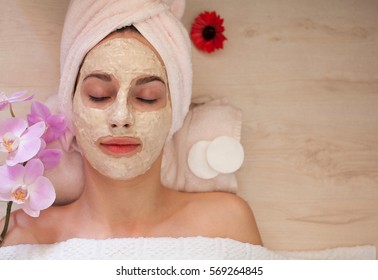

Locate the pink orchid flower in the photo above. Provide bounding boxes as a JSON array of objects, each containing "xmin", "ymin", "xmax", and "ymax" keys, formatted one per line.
[
  {"xmin": 36, "ymin": 140, "xmax": 63, "ymax": 170},
  {"xmin": 0, "ymin": 91, "xmax": 33, "ymax": 111},
  {"xmin": 0, "ymin": 118, "xmax": 45, "ymax": 166},
  {"xmin": 0, "ymin": 159, "xmax": 56, "ymax": 217},
  {"xmin": 27, "ymin": 101, "xmax": 67, "ymax": 143}
]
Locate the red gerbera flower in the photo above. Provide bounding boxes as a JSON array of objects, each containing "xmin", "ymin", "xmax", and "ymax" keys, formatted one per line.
[{"xmin": 190, "ymin": 11, "xmax": 227, "ymax": 53}]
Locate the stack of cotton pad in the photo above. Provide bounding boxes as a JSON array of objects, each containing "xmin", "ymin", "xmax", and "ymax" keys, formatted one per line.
[{"xmin": 188, "ymin": 136, "xmax": 244, "ymax": 179}]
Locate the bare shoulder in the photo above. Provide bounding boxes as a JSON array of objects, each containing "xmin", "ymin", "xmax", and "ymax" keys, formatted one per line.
[
  {"xmin": 0, "ymin": 207, "xmax": 61, "ymax": 247},
  {"xmin": 182, "ymin": 192, "xmax": 262, "ymax": 245},
  {"xmin": 0, "ymin": 209, "xmax": 38, "ymax": 246}
]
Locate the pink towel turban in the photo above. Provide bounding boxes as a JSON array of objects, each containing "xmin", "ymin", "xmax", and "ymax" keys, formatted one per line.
[{"xmin": 58, "ymin": 0, "xmax": 192, "ymax": 139}]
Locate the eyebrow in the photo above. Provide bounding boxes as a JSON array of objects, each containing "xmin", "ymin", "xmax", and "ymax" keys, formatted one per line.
[
  {"xmin": 135, "ymin": 76, "xmax": 165, "ymax": 86},
  {"xmin": 84, "ymin": 73, "xmax": 112, "ymax": 82}
]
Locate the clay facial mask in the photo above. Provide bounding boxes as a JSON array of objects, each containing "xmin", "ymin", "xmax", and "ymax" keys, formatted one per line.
[{"xmin": 72, "ymin": 38, "xmax": 171, "ymax": 180}]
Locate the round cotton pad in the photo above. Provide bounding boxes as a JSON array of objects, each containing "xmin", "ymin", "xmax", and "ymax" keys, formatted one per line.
[
  {"xmin": 206, "ymin": 136, "xmax": 244, "ymax": 174},
  {"xmin": 188, "ymin": 140, "xmax": 219, "ymax": 179}
]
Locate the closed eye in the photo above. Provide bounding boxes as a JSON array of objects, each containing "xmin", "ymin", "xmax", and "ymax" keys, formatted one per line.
[
  {"xmin": 136, "ymin": 97, "xmax": 158, "ymax": 104},
  {"xmin": 89, "ymin": 95, "xmax": 111, "ymax": 102}
]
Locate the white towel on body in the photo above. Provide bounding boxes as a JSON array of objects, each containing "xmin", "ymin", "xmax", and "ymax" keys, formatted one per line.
[{"xmin": 0, "ymin": 237, "xmax": 375, "ymax": 260}]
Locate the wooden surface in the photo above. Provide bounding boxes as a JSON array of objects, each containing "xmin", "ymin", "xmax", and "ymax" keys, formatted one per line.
[{"xmin": 1, "ymin": 0, "xmax": 377, "ymax": 253}]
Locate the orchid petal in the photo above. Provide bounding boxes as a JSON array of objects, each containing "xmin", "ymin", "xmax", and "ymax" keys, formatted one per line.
[
  {"xmin": 0, "ymin": 163, "xmax": 24, "ymax": 182},
  {"xmin": 38, "ymin": 149, "xmax": 62, "ymax": 169},
  {"xmin": 10, "ymin": 94, "xmax": 33, "ymax": 102},
  {"xmin": 24, "ymin": 159, "xmax": 44, "ymax": 185},
  {"xmin": 7, "ymin": 137, "xmax": 41, "ymax": 166},
  {"xmin": 0, "ymin": 91, "xmax": 33, "ymax": 111},
  {"xmin": 0, "ymin": 118, "xmax": 27, "ymax": 137},
  {"xmin": 27, "ymin": 113, "xmax": 44, "ymax": 125},
  {"xmin": 47, "ymin": 114, "xmax": 66, "ymax": 128},
  {"xmin": 8, "ymin": 91, "xmax": 33, "ymax": 103},
  {"xmin": 27, "ymin": 176, "xmax": 56, "ymax": 210},
  {"xmin": 0, "ymin": 172, "xmax": 15, "ymax": 200},
  {"xmin": 48, "ymin": 115, "xmax": 66, "ymax": 131},
  {"xmin": 0, "ymin": 93, "xmax": 10, "ymax": 110},
  {"xmin": 40, "ymin": 139, "xmax": 47, "ymax": 151},
  {"xmin": 41, "ymin": 129, "xmax": 54, "ymax": 144},
  {"xmin": 43, "ymin": 115, "xmax": 67, "ymax": 143},
  {"xmin": 0, "ymin": 192, "xmax": 12, "ymax": 201},
  {"xmin": 23, "ymin": 121, "xmax": 46, "ymax": 139},
  {"xmin": 21, "ymin": 203, "xmax": 40, "ymax": 217},
  {"xmin": 0, "ymin": 164, "xmax": 24, "ymax": 201},
  {"xmin": 30, "ymin": 101, "xmax": 51, "ymax": 120},
  {"xmin": 7, "ymin": 90, "xmax": 28, "ymax": 100}
]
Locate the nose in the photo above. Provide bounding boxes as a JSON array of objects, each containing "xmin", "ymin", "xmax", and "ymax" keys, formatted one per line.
[
  {"xmin": 108, "ymin": 93, "xmax": 134, "ymax": 130},
  {"xmin": 109, "ymin": 110, "xmax": 134, "ymax": 128}
]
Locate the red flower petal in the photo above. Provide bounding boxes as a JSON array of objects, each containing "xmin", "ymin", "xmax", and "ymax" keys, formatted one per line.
[{"xmin": 190, "ymin": 11, "xmax": 227, "ymax": 53}]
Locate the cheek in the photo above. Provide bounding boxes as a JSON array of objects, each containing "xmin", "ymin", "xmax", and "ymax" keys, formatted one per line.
[
  {"xmin": 134, "ymin": 106, "xmax": 172, "ymax": 144},
  {"xmin": 72, "ymin": 94, "xmax": 110, "ymax": 142}
]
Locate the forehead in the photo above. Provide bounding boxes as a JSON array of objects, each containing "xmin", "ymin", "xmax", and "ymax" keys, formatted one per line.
[{"xmin": 81, "ymin": 36, "xmax": 166, "ymax": 77}]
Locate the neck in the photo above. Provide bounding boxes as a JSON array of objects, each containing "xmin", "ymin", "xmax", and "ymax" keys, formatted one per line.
[{"xmin": 73, "ymin": 154, "xmax": 168, "ymax": 235}]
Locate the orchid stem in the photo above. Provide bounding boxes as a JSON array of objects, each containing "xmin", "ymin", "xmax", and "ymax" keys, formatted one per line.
[
  {"xmin": 0, "ymin": 201, "xmax": 13, "ymax": 247},
  {"xmin": 9, "ymin": 104, "xmax": 16, "ymax": 118}
]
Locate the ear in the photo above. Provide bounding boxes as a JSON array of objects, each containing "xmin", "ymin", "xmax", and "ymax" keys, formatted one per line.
[{"xmin": 163, "ymin": 0, "xmax": 186, "ymax": 19}]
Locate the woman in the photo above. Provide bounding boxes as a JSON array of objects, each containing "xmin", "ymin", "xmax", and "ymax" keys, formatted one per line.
[{"xmin": 0, "ymin": 0, "xmax": 261, "ymax": 258}]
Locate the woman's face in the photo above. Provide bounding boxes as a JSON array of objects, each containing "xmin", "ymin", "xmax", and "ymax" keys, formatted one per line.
[{"xmin": 72, "ymin": 32, "xmax": 172, "ymax": 180}]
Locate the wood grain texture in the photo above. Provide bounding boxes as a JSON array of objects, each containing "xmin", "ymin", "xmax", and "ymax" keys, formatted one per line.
[{"xmin": 0, "ymin": 0, "xmax": 377, "ymax": 253}]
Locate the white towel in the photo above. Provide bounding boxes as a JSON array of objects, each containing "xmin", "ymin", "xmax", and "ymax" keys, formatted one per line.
[{"xmin": 0, "ymin": 237, "xmax": 375, "ymax": 260}]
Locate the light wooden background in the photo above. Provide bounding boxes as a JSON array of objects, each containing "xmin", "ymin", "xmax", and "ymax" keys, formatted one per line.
[{"xmin": 0, "ymin": 0, "xmax": 377, "ymax": 253}]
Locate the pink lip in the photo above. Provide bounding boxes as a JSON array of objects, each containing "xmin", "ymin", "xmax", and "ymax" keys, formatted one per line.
[{"xmin": 98, "ymin": 137, "xmax": 142, "ymax": 156}]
